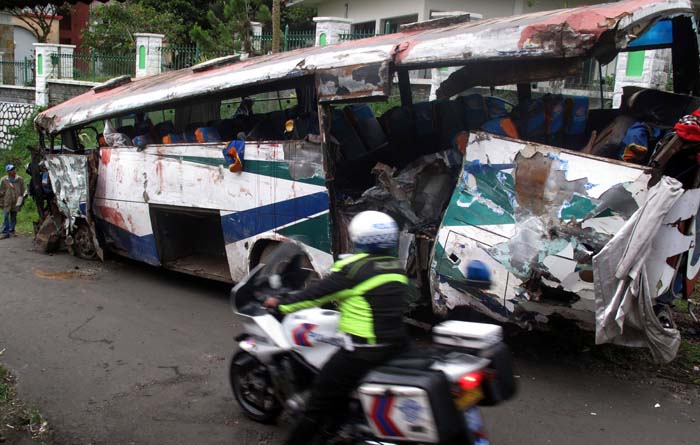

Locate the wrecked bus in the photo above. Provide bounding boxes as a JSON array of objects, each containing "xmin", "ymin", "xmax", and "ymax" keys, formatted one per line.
[{"xmin": 33, "ymin": 0, "xmax": 700, "ymax": 360}]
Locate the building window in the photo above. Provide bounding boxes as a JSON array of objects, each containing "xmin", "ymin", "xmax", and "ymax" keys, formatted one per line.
[
  {"xmin": 352, "ymin": 21, "xmax": 376, "ymax": 34},
  {"xmin": 60, "ymin": 14, "xmax": 72, "ymax": 31},
  {"xmin": 381, "ymin": 14, "xmax": 418, "ymax": 34}
]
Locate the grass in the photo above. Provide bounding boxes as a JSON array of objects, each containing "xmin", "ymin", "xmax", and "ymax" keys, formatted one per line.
[
  {"xmin": 0, "ymin": 109, "xmax": 41, "ymax": 235},
  {"xmin": 0, "ymin": 361, "xmax": 51, "ymax": 443}
]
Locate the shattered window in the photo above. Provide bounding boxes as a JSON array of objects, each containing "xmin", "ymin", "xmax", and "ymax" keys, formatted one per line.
[{"xmin": 220, "ymin": 90, "xmax": 298, "ymax": 118}]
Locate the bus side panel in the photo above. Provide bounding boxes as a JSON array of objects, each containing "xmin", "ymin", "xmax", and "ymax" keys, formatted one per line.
[{"xmin": 430, "ymin": 132, "xmax": 652, "ymax": 329}]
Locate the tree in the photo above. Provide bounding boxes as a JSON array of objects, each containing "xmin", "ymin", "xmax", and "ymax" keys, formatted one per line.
[
  {"xmin": 281, "ymin": 4, "xmax": 316, "ymax": 31},
  {"xmin": 271, "ymin": 0, "xmax": 280, "ymax": 53},
  {"xmin": 7, "ymin": 3, "xmax": 69, "ymax": 43},
  {"xmin": 136, "ymin": 0, "xmax": 216, "ymax": 46},
  {"xmin": 81, "ymin": 1, "xmax": 177, "ymax": 54},
  {"xmin": 189, "ymin": 0, "xmax": 270, "ymax": 55}
]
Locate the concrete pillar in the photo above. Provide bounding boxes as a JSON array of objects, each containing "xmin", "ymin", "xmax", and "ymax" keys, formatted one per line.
[
  {"xmin": 612, "ymin": 49, "xmax": 672, "ymax": 108},
  {"xmin": 313, "ymin": 17, "xmax": 352, "ymax": 46},
  {"xmin": 250, "ymin": 21, "xmax": 263, "ymax": 53},
  {"xmin": 134, "ymin": 33, "xmax": 164, "ymax": 78},
  {"xmin": 33, "ymin": 43, "xmax": 59, "ymax": 107}
]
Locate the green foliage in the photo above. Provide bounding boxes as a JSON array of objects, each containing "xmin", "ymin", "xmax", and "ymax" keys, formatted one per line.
[
  {"xmin": 1, "ymin": 110, "xmax": 41, "ymax": 235},
  {"xmin": 369, "ymin": 95, "xmax": 401, "ymax": 117},
  {"xmin": 190, "ymin": 0, "xmax": 271, "ymax": 54},
  {"xmin": 80, "ymin": 1, "xmax": 178, "ymax": 54},
  {"xmin": 281, "ymin": 4, "xmax": 316, "ymax": 31}
]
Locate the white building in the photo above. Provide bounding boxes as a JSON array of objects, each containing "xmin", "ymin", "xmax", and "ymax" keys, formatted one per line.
[{"xmin": 292, "ymin": 0, "xmax": 609, "ymax": 34}]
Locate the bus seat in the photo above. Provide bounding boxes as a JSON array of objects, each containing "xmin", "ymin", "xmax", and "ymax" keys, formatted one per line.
[
  {"xmin": 434, "ymin": 99, "xmax": 466, "ymax": 151},
  {"xmin": 163, "ymin": 133, "xmax": 186, "ymax": 144},
  {"xmin": 195, "ymin": 127, "xmax": 222, "ymax": 143},
  {"xmin": 117, "ymin": 125, "xmax": 135, "ymax": 138},
  {"xmin": 460, "ymin": 94, "xmax": 489, "ymax": 129},
  {"xmin": 564, "ymin": 96, "xmax": 589, "ymax": 136},
  {"xmin": 331, "ymin": 109, "xmax": 367, "ymax": 160},
  {"xmin": 155, "ymin": 121, "xmax": 175, "ymax": 137},
  {"xmin": 481, "ymin": 117, "xmax": 519, "ymax": 139},
  {"xmin": 343, "ymin": 104, "xmax": 387, "ymax": 152},
  {"xmin": 485, "ymin": 96, "xmax": 510, "ymax": 119}
]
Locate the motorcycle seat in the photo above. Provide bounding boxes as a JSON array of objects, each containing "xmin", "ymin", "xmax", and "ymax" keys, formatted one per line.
[
  {"xmin": 382, "ymin": 357, "xmax": 435, "ymax": 369},
  {"xmin": 381, "ymin": 347, "xmax": 442, "ymax": 370}
]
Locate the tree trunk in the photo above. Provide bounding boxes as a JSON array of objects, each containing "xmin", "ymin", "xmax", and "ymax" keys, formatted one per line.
[{"xmin": 271, "ymin": 0, "xmax": 280, "ymax": 53}]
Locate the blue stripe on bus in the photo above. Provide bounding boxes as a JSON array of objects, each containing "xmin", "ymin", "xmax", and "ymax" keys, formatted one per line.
[
  {"xmin": 221, "ymin": 192, "xmax": 329, "ymax": 244},
  {"xmin": 95, "ymin": 219, "xmax": 161, "ymax": 266}
]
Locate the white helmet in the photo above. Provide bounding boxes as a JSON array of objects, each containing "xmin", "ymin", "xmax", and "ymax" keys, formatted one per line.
[{"xmin": 348, "ymin": 211, "xmax": 399, "ymax": 254}]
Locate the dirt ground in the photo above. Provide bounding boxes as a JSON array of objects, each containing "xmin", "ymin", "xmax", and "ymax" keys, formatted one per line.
[{"xmin": 0, "ymin": 235, "xmax": 698, "ymax": 445}]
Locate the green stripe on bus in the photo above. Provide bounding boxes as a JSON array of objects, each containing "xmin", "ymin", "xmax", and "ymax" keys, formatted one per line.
[{"xmin": 158, "ymin": 155, "xmax": 325, "ymax": 186}]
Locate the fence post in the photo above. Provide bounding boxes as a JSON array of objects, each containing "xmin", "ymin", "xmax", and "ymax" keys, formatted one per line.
[
  {"xmin": 312, "ymin": 17, "xmax": 352, "ymax": 47},
  {"xmin": 283, "ymin": 24, "xmax": 289, "ymax": 51},
  {"xmin": 33, "ymin": 43, "xmax": 59, "ymax": 106},
  {"xmin": 0, "ymin": 52, "xmax": 3, "ymax": 85},
  {"xmin": 91, "ymin": 49, "xmax": 96, "ymax": 82},
  {"xmin": 250, "ymin": 21, "xmax": 263, "ymax": 53},
  {"xmin": 134, "ymin": 33, "xmax": 165, "ymax": 78}
]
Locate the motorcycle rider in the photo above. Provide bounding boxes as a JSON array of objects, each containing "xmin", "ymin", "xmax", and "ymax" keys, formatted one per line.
[{"xmin": 264, "ymin": 210, "xmax": 409, "ymax": 444}]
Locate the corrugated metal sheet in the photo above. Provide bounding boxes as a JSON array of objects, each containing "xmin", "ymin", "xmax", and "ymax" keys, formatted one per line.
[{"xmin": 35, "ymin": 0, "xmax": 693, "ymax": 134}]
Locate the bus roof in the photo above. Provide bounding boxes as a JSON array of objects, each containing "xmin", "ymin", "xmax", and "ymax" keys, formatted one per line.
[{"xmin": 36, "ymin": 0, "xmax": 694, "ymax": 134}]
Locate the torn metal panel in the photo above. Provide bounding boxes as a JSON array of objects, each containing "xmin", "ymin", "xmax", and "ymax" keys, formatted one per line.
[
  {"xmin": 317, "ymin": 62, "xmax": 390, "ymax": 102},
  {"xmin": 594, "ymin": 177, "xmax": 697, "ymax": 362},
  {"xmin": 46, "ymin": 155, "xmax": 90, "ymax": 232},
  {"xmin": 344, "ymin": 151, "xmax": 461, "ymax": 228},
  {"xmin": 431, "ymin": 132, "xmax": 669, "ymax": 330},
  {"xmin": 45, "ymin": 154, "xmax": 104, "ymax": 261},
  {"xmin": 35, "ymin": 0, "xmax": 693, "ymax": 134}
]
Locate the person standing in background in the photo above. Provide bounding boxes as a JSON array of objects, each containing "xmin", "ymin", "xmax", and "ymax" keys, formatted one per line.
[{"xmin": 0, "ymin": 164, "xmax": 26, "ymax": 239}]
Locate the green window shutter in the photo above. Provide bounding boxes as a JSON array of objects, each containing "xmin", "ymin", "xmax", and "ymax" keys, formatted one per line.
[
  {"xmin": 626, "ymin": 50, "xmax": 645, "ymax": 77},
  {"xmin": 138, "ymin": 45, "xmax": 146, "ymax": 70},
  {"xmin": 37, "ymin": 54, "xmax": 43, "ymax": 75},
  {"xmin": 319, "ymin": 33, "xmax": 327, "ymax": 46}
]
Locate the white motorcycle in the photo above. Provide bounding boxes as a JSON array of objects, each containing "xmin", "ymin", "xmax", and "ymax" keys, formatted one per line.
[{"xmin": 229, "ymin": 243, "xmax": 515, "ymax": 444}]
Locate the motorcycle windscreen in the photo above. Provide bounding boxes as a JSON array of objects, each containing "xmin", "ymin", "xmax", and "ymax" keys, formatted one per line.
[{"xmin": 430, "ymin": 132, "xmax": 652, "ymax": 327}]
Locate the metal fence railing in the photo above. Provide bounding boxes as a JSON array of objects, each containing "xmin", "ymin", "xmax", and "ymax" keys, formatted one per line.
[
  {"xmin": 158, "ymin": 45, "xmax": 235, "ymax": 71},
  {"xmin": 251, "ymin": 26, "xmax": 315, "ymax": 54},
  {"xmin": 0, "ymin": 58, "xmax": 35, "ymax": 86},
  {"xmin": 52, "ymin": 50, "xmax": 135, "ymax": 82},
  {"xmin": 339, "ymin": 23, "xmax": 394, "ymax": 42},
  {"xmin": 338, "ymin": 30, "xmax": 383, "ymax": 42}
]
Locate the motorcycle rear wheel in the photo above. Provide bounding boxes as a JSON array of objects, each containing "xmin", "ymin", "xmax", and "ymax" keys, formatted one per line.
[{"xmin": 230, "ymin": 351, "xmax": 282, "ymax": 423}]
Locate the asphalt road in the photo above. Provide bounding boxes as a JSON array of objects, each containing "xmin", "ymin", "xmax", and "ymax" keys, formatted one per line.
[{"xmin": 0, "ymin": 236, "xmax": 698, "ymax": 445}]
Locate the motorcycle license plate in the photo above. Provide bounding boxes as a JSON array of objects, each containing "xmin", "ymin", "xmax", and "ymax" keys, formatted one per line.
[{"xmin": 455, "ymin": 387, "xmax": 483, "ymax": 411}]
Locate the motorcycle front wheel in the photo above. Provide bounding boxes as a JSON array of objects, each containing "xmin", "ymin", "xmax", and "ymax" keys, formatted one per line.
[{"xmin": 230, "ymin": 351, "xmax": 282, "ymax": 423}]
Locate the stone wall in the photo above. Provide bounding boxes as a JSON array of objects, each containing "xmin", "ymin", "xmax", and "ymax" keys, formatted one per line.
[
  {"xmin": 0, "ymin": 85, "xmax": 35, "ymax": 104},
  {"xmin": 0, "ymin": 101, "xmax": 34, "ymax": 149},
  {"xmin": 48, "ymin": 79, "xmax": 96, "ymax": 106}
]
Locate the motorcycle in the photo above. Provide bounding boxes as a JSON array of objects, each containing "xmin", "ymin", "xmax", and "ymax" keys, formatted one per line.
[{"xmin": 229, "ymin": 243, "xmax": 515, "ymax": 444}]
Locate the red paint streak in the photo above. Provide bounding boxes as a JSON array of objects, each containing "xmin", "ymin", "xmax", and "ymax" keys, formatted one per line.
[
  {"xmin": 100, "ymin": 149, "xmax": 111, "ymax": 165},
  {"xmin": 127, "ymin": 215, "xmax": 136, "ymax": 232},
  {"xmin": 155, "ymin": 160, "xmax": 164, "ymax": 186},
  {"xmin": 517, "ymin": 0, "xmax": 657, "ymax": 49},
  {"xmin": 391, "ymin": 40, "xmax": 417, "ymax": 64},
  {"xmin": 97, "ymin": 205, "xmax": 127, "ymax": 230}
]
